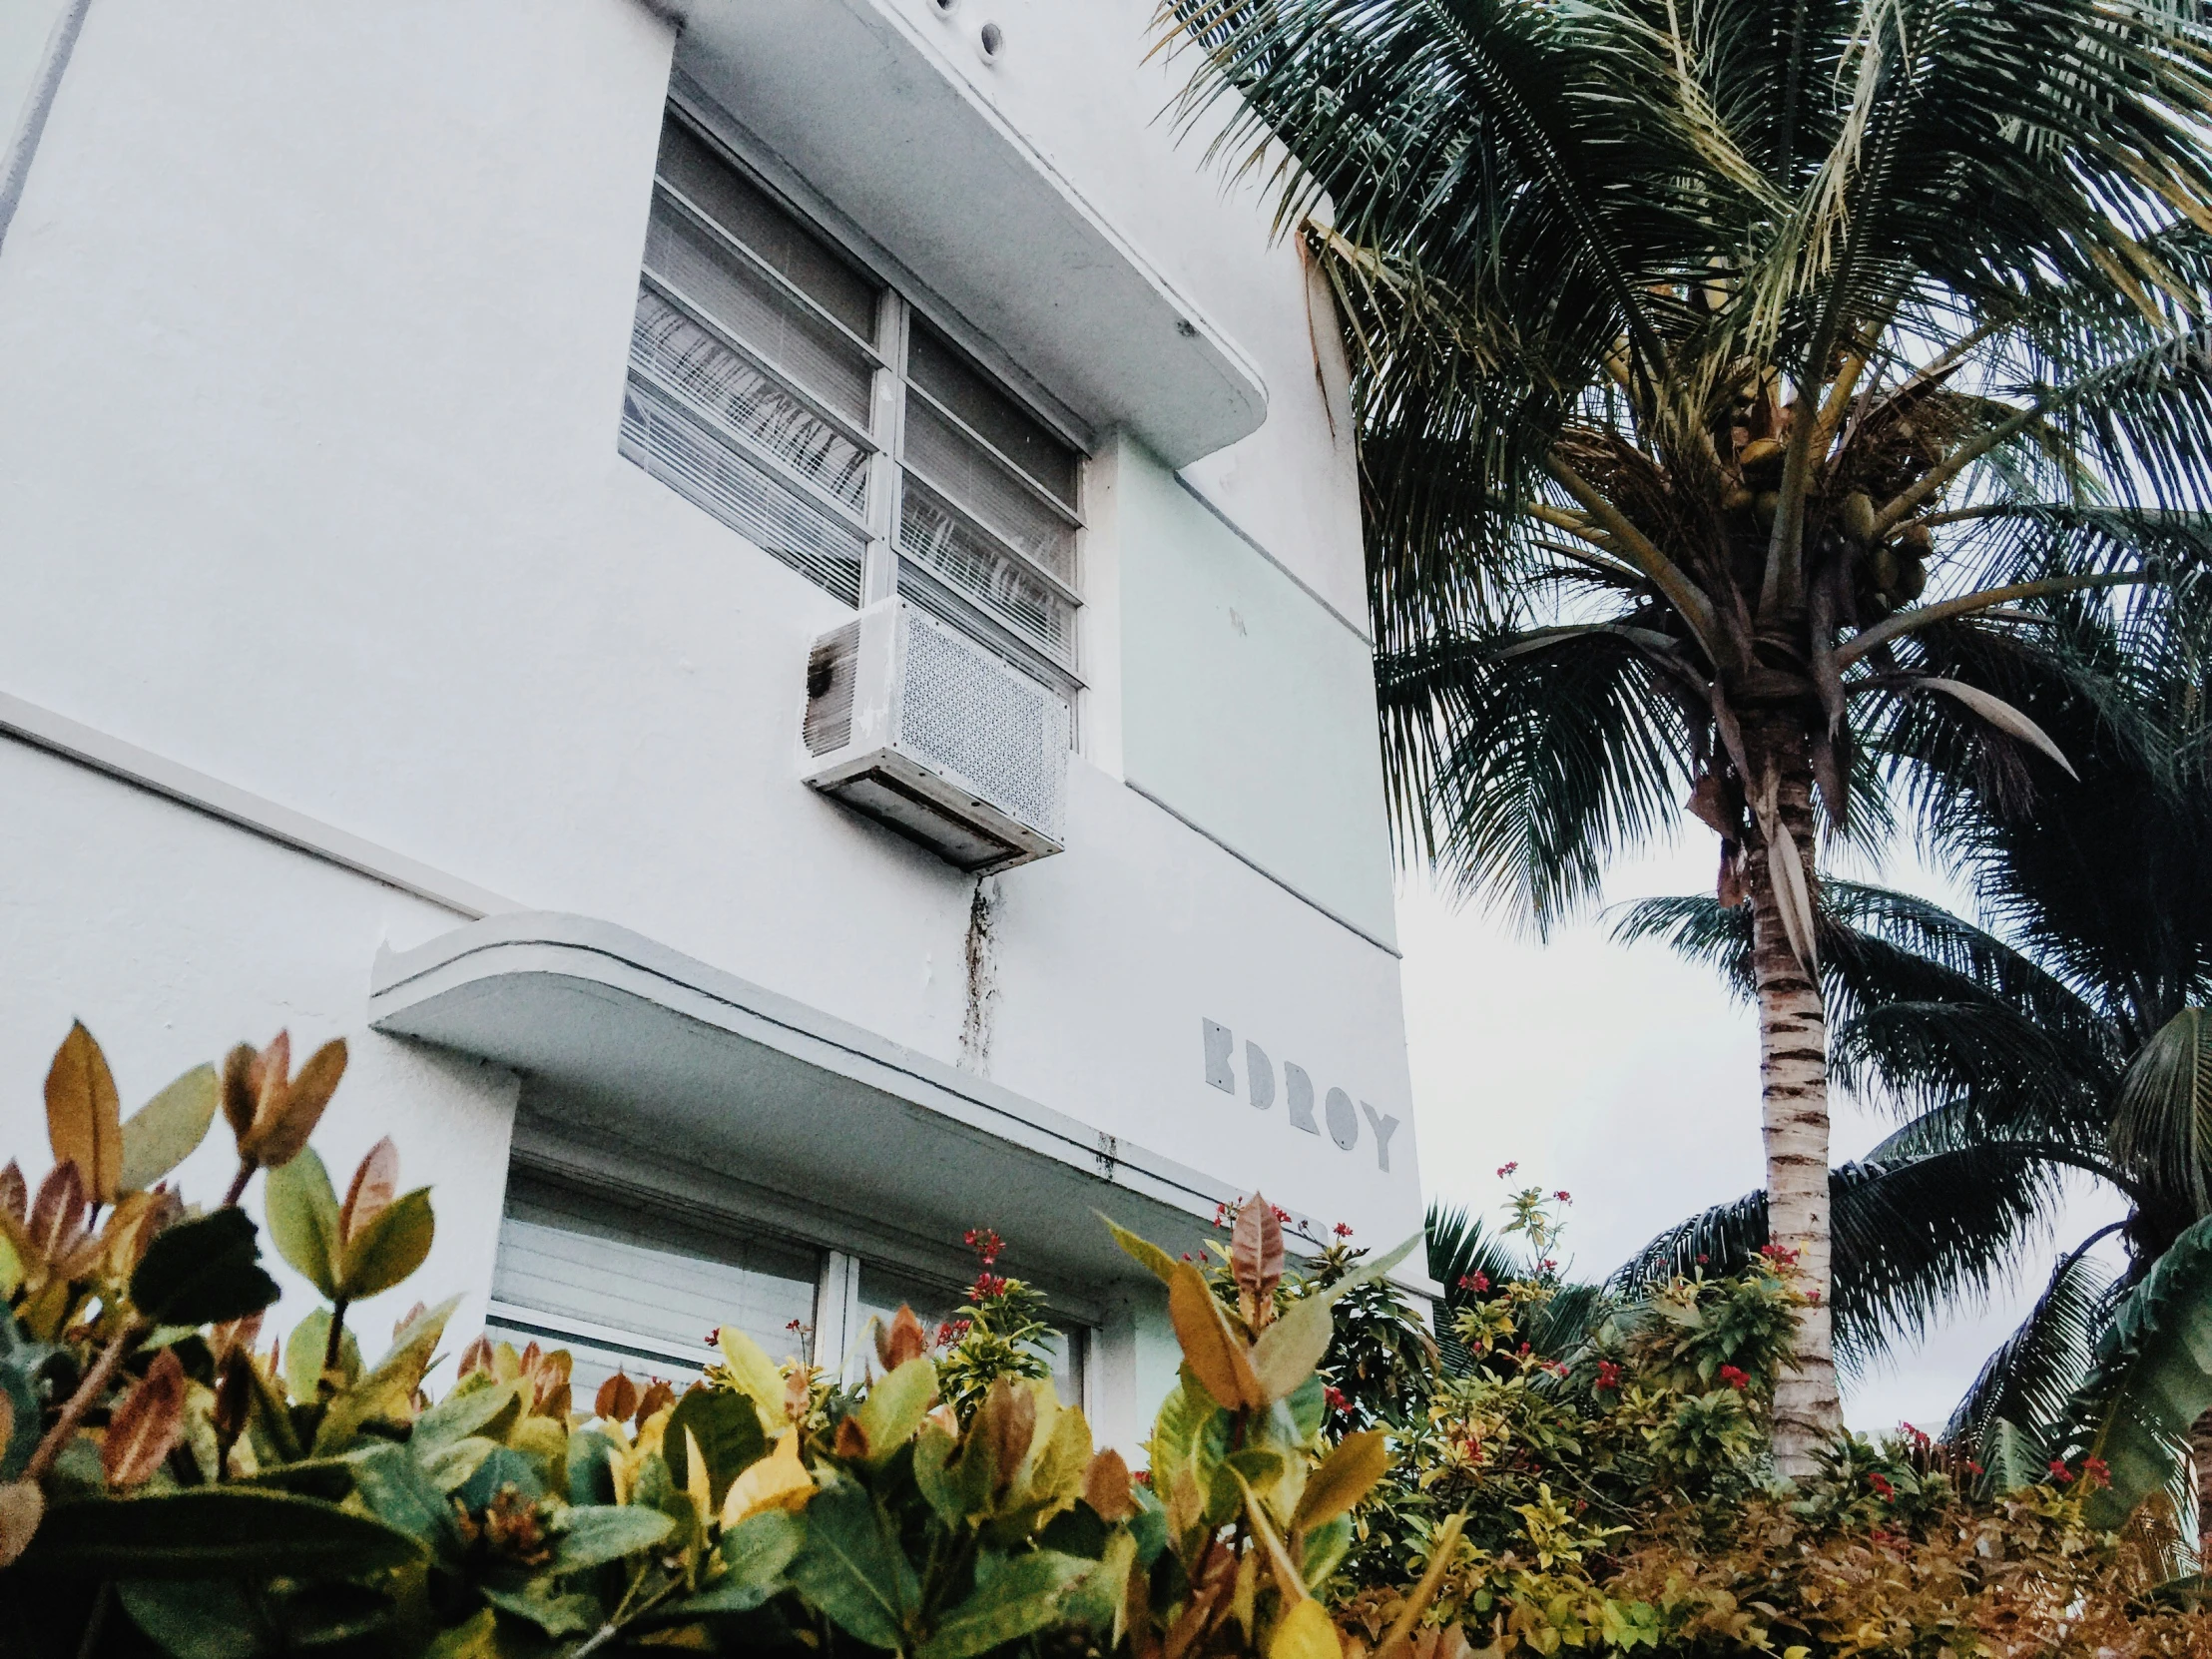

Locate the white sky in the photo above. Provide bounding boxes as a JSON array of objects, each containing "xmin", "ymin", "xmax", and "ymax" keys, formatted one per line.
[{"xmin": 1395, "ymin": 828, "xmax": 2127, "ymax": 1436}]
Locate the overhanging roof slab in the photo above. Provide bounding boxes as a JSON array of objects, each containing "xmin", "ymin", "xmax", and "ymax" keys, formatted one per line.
[
  {"xmin": 367, "ymin": 912, "xmax": 1232, "ymax": 1289},
  {"xmin": 669, "ymin": 0, "xmax": 1268, "ymax": 467}
]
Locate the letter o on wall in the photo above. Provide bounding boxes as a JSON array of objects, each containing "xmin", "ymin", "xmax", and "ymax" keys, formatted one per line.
[{"xmin": 1324, "ymin": 1087, "xmax": 1360, "ymax": 1151}]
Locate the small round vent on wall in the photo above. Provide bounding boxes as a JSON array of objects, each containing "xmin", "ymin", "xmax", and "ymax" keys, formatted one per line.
[
  {"xmin": 930, "ymin": 0, "xmax": 958, "ymax": 14},
  {"xmin": 976, "ymin": 21, "xmax": 1004, "ymax": 62}
]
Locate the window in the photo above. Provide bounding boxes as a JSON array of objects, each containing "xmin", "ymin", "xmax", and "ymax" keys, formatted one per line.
[
  {"xmin": 488, "ymin": 1172, "xmax": 819, "ymax": 1396},
  {"xmin": 622, "ymin": 106, "xmax": 1084, "ymax": 696}
]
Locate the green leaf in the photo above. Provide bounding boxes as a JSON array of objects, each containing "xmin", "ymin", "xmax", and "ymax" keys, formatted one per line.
[
  {"xmin": 1100, "ymin": 1214, "xmax": 1181, "ymax": 1286},
  {"xmin": 916, "ymin": 1548, "xmax": 1094, "ymax": 1659},
  {"xmin": 346, "ymin": 1442, "xmax": 466, "ymax": 1566},
  {"xmin": 312, "ymin": 1297, "xmax": 458, "ymax": 1453},
  {"xmin": 232, "ymin": 1454, "xmax": 357, "ymax": 1501},
  {"xmin": 669, "ymin": 1510, "xmax": 808, "ymax": 1615},
  {"xmin": 914, "ymin": 1418, "xmax": 987, "ymax": 1523},
  {"xmin": 479, "ymin": 1581, "xmax": 602, "ymax": 1637},
  {"xmin": 568, "ymin": 1427, "xmax": 619, "ymax": 1506},
  {"xmin": 552, "ymin": 1504, "xmax": 677, "ymax": 1572},
  {"xmin": 1292, "ymin": 1429, "xmax": 1389, "ymax": 1532},
  {"xmin": 418, "ymin": 1435, "xmax": 499, "ymax": 1493},
  {"xmin": 25, "ymin": 1489, "xmax": 426, "ymax": 1578},
  {"xmin": 666, "ymin": 1385, "xmax": 767, "ymax": 1508},
  {"xmin": 265, "ymin": 1149, "xmax": 342, "ymax": 1301},
  {"xmin": 116, "ymin": 1579, "xmax": 263, "ymax": 1659},
  {"xmin": 2067, "ymin": 1214, "xmax": 2212, "ymax": 1526},
  {"xmin": 0, "ymin": 1359, "xmax": 38, "ymax": 1481},
  {"xmin": 130, "ymin": 1209, "xmax": 280, "ymax": 1327},
  {"xmin": 1250, "ymin": 1235, "xmax": 1419, "ymax": 1403},
  {"xmin": 117, "ymin": 1065, "xmax": 221, "ymax": 1195},
  {"xmin": 460, "ymin": 1443, "xmax": 548, "ymax": 1510},
  {"xmin": 852, "ymin": 1357, "xmax": 937, "ymax": 1464},
  {"xmin": 335, "ymin": 1187, "xmax": 434, "ymax": 1300},
  {"xmin": 413, "ymin": 1376, "xmax": 522, "ymax": 1458},
  {"xmin": 788, "ymin": 1476, "xmax": 920, "ymax": 1650},
  {"xmin": 282, "ymin": 1310, "xmax": 360, "ymax": 1402}
]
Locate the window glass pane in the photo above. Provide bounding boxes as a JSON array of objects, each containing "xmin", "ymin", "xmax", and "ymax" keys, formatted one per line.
[
  {"xmin": 903, "ymin": 399, "xmax": 1075, "ymax": 582},
  {"xmin": 898, "ymin": 490, "xmax": 1076, "ymax": 666},
  {"xmin": 645, "ymin": 198, "xmax": 873, "ymax": 425},
  {"xmin": 908, "ymin": 320, "xmax": 1077, "ymax": 504},
  {"xmin": 623, "ymin": 377, "xmax": 867, "ymax": 604},
  {"xmin": 490, "ymin": 1174, "xmax": 820, "ymax": 1399},
  {"xmin": 658, "ymin": 119, "xmax": 879, "ymax": 340}
]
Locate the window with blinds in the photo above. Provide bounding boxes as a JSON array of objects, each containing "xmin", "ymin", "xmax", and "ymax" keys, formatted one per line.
[{"xmin": 621, "ymin": 105, "xmax": 1084, "ymax": 697}]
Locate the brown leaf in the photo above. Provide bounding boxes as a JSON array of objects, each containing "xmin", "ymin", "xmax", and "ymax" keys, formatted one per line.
[
  {"xmin": 0, "ymin": 1162, "xmax": 25, "ymax": 1226},
  {"xmin": 0, "ymin": 1480, "xmax": 43, "ymax": 1569},
  {"xmin": 45, "ymin": 1022, "xmax": 122, "ymax": 1205},
  {"xmin": 339, "ymin": 1137, "xmax": 399, "ymax": 1248},
  {"xmin": 28, "ymin": 1160, "xmax": 89, "ymax": 1264},
  {"xmin": 1685, "ymin": 772, "xmax": 1733, "ymax": 836},
  {"xmin": 877, "ymin": 1305, "xmax": 927, "ymax": 1372},
  {"xmin": 1167, "ymin": 1261, "xmax": 1265, "ymax": 1410},
  {"xmin": 456, "ymin": 1335, "xmax": 494, "ymax": 1381},
  {"xmin": 595, "ymin": 1373, "xmax": 639, "ymax": 1423},
  {"xmin": 212, "ymin": 1349, "xmax": 254, "ymax": 1442},
  {"xmin": 1231, "ymin": 1194, "xmax": 1285, "ymax": 1328},
  {"xmin": 833, "ymin": 1414, "xmax": 870, "ymax": 1460},
  {"xmin": 104, "ymin": 1349, "xmax": 188, "ymax": 1489},
  {"xmin": 635, "ymin": 1379, "xmax": 676, "ymax": 1424},
  {"xmin": 973, "ymin": 1378, "xmax": 1037, "ymax": 1499},
  {"xmin": 783, "ymin": 1365, "xmax": 811, "ymax": 1427},
  {"xmin": 220, "ymin": 1042, "xmax": 260, "ymax": 1149},
  {"xmin": 247, "ymin": 1037, "xmax": 346, "ymax": 1169},
  {"xmin": 392, "ymin": 1302, "xmax": 427, "ymax": 1340},
  {"xmin": 210, "ymin": 1312, "xmax": 264, "ymax": 1360},
  {"xmin": 1083, "ymin": 1446, "xmax": 1136, "ymax": 1521}
]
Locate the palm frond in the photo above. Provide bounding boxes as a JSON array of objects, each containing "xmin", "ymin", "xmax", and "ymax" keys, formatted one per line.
[{"xmin": 1946, "ymin": 1237, "xmax": 2118, "ymax": 1463}]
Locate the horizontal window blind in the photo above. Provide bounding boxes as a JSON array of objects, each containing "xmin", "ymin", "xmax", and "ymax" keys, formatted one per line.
[{"xmin": 488, "ymin": 1172, "xmax": 819, "ymax": 1396}]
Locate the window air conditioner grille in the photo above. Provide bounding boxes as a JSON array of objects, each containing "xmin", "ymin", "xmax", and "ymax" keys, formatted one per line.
[
  {"xmin": 804, "ymin": 623, "xmax": 861, "ymax": 756},
  {"xmin": 898, "ymin": 610, "xmax": 1068, "ymax": 839}
]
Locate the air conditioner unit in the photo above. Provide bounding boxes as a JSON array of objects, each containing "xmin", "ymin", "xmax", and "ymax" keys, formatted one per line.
[{"xmin": 799, "ymin": 599, "xmax": 1069, "ymax": 872}]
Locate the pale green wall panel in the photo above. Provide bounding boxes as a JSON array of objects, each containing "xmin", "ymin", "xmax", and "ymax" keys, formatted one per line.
[{"xmin": 1113, "ymin": 434, "xmax": 1396, "ymax": 948}]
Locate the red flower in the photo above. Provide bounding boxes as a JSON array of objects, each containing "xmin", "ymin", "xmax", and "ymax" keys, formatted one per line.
[
  {"xmin": 706, "ymin": 1328, "xmax": 721, "ymax": 1346},
  {"xmin": 1539, "ymin": 1259, "xmax": 1557, "ymax": 1273},
  {"xmin": 1459, "ymin": 1271, "xmax": 1490, "ymax": 1294},
  {"xmin": 1333, "ymin": 1222, "xmax": 1356, "ymax": 1239},
  {"xmin": 933, "ymin": 1318, "xmax": 972, "ymax": 1348},
  {"xmin": 973, "ymin": 1272, "xmax": 1009, "ymax": 1300},
  {"xmin": 1899, "ymin": 1421, "xmax": 1931, "ymax": 1448},
  {"xmin": 1760, "ymin": 1243, "xmax": 1801, "ymax": 1266},
  {"xmin": 1554, "ymin": 1191, "xmax": 1573, "ymax": 1203},
  {"xmin": 1496, "ymin": 1162, "xmax": 1519, "ymax": 1178},
  {"xmin": 1696, "ymin": 1254, "xmax": 1710, "ymax": 1266},
  {"xmin": 1517, "ymin": 1342, "xmax": 1531, "ymax": 1356},
  {"xmin": 1966, "ymin": 1460, "xmax": 1984, "ymax": 1476},
  {"xmin": 2080, "ymin": 1456, "xmax": 2110, "ymax": 1489},
  {"xmin": 1595, "ymin": 1361, "xmax": 1622, "ymax": 1390},
  {"xmin": 1324, "ymin": 1384, "xmax": 1351, "ymax": 1413},
  {"xmin": 1869, "ymin": 1472, "xmax": 1895, "ymax": 1500},
  {"xmin": 2049, "ymin": 1458, "xmax": 2075, "ymax": 1484},
  {"xmin": 786, "ymin": 1319, "xmax": 804, "ymax": 1334},
  {"xmin": 963, "ymin": 1228, "xmax": 1004, "ymax": 1265},
  {"xmin": 1718, "ymin": 1364, "xmax": 1751, "ymax": 1390}
]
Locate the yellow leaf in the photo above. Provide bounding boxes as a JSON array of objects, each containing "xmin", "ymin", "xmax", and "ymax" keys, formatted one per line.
[
  {"xmin": 1292, "ymin": 1429, "xmax": 1389, "ymax": 1533},
  {"xmin": 0, "ymin": 1480, "xmax": 43, "ymax": 1569},
  {"xmin": 718, "ymin": 1326, "xmax": 793, "ymax": 1431},
  {"xmin": 684, "ymin": 1426, "xmax": 714, "ymax": 1524},
  {"xmin": 45, "ymin": 1022, "xmax": 121, "ymax": 1204},
  {"xmin": 1269, "ymin": 1597, "xmax": 1343, "ymax": 1659},
  {"xmin": 720, "ymin": 1428, "xmax": 815, "ymax": 1527},
  {"xmin": 1168, "ymin": 1261, "xmax": 1264, "ymax": 1409}
]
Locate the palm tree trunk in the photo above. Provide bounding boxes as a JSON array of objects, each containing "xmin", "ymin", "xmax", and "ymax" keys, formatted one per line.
[
  {"xmin": 2192, "ymin": 1405, "xmax": 2212, "ymax": 1525},
  {"xmin": 1745, "ymin": 716, "xmax": 1841, "ymax": 1478}
]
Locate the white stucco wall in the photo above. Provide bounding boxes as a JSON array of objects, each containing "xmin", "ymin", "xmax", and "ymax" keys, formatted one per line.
[
  {"xmin": 0, "ymin": 0, "xmax": 1419, "ymax": 1365},
  {"xmin": 0, "ymin": 741, "xmax": 520, "ymax": 1356}
]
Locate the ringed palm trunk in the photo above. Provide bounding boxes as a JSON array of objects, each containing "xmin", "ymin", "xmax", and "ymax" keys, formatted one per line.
[{"xmin": 1743, "ymin": 713, "xmax": 1841, "ymax": 1477}]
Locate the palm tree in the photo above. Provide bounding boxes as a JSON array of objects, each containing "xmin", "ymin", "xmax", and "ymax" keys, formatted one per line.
[
  {"xmin": 1615, "ymin": 590, "xmax": 2212, "ymax": 1497},
  {"xmin": 1159, "ymin": 0, "xmax": 2212, "ymax": 1470}
]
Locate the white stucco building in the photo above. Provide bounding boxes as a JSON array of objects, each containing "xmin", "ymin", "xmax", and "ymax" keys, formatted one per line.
[{"xmin": 0, "ymin": 0, "xmax": 1423, "ymax": 1452}]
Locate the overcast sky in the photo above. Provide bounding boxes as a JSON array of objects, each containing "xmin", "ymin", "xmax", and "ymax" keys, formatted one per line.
[{"xmin": 1395, "ymin": 828, "xmax": 2126, "ymax": 1435}]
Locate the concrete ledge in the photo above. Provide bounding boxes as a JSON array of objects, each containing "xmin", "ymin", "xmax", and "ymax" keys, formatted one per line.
[{"xmin": 368, "ymin": 911, "xmax": 1245, "ymax": 1286}]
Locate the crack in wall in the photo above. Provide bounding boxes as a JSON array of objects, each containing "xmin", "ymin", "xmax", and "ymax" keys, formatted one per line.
[{"xmin": 957, "ymin": 876, "xmax": 999, "ymax": 1075}]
